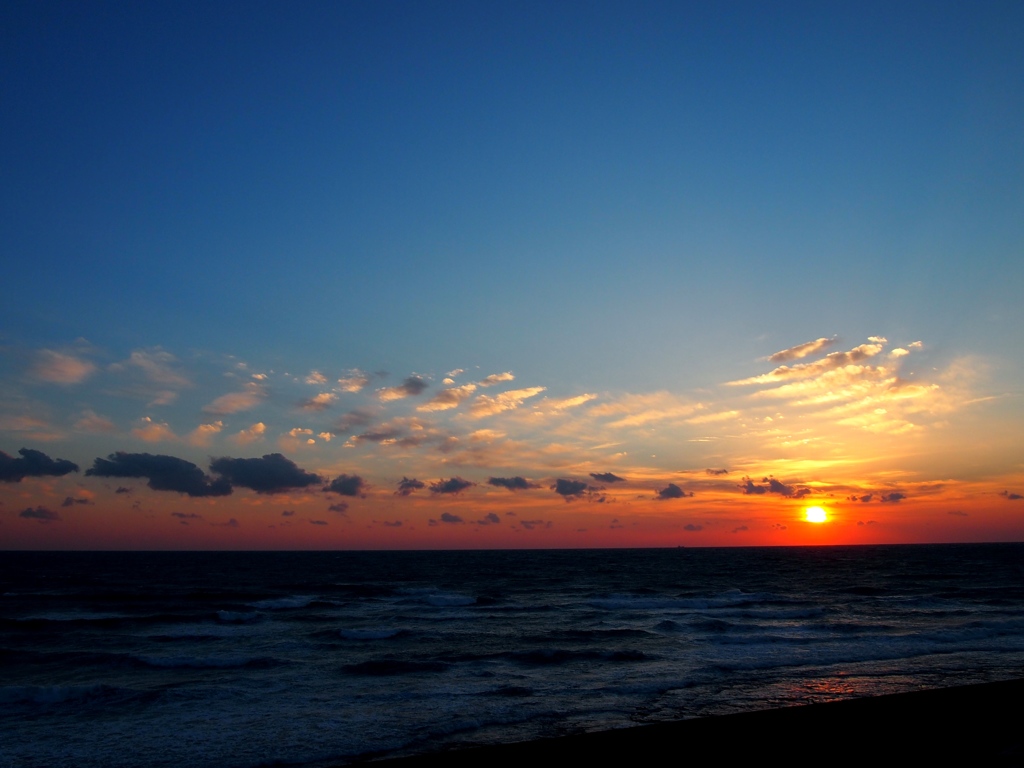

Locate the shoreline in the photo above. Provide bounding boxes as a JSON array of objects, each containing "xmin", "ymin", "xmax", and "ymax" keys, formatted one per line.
[{"xmin": 359, "ymin": 678, "xmax": 1024, "ymax": 765}]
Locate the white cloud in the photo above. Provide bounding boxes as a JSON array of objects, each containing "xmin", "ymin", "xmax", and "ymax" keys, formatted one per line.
[
  {"xmin": 232, "ymin": 422, "xmax": 266, "ymax": 446},
  {"xmin": 32, "ymin": 350, "xmax": 96, "ymax": 384},
  {"xmin": 468, "ymin": 386, "xmax": 546, "ymax": 417},
  {"xmin": 542, "ymin": 393, "xmax": 597, "ymax": 411},
  {"xmin": 300, "ymin": 392, "xmax": 337, "ymax": 411},
  {"xmin": 418, "ymin": 383, "xmax": 477, "ymax": 412},
  {"xmin": 126, "ymin": 350, "xmax": 191, "ymax": 388},
  {"xmin": 767, "ymin": 337, "xmax": 835, "ymax": 363},
  {"xmin": 479, "ymin": 372, "xmax": 515, "ymax": 387},
  {"xmin": 132, "ymin": 417, "xmax": 176, "ymax": 443},
  {"xmin": 75, "ymin": 410, "xmax": 117, "ymax": 433},
  {"xmin": 203, "ymin": 383, "xmax": 266, "ymax": 415},
  {"xmin": 337, "ymin": 369, "xmax": 371, "ymax": 393},
  {"xmin": 188, "ymin": 421, "xmax": 224, "ymax": 447}
]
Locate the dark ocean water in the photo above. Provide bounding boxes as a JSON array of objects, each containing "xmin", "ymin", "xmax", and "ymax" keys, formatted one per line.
[{"xmin": 2, "ymin": 544, "xmax": 1024, "ymax": 767}]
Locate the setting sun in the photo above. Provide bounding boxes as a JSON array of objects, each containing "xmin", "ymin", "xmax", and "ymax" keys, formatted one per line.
[{"xmin": 805, "ymin": 507, "xmax": 828, "ymax": 523}]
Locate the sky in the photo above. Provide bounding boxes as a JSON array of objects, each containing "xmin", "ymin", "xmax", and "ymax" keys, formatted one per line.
[{"xmin": 2, "ymin": 1, "xmax": 1023, "ymax": 549}]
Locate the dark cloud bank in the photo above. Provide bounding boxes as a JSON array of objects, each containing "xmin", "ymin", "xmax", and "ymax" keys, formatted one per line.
[{"xmin": 1, "ymin": 448, "xmax": 78, "ymax": 482}]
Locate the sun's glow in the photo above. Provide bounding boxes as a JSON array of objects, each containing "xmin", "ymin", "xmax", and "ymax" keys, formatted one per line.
[{"xmin": 805, "ymin": 506, "xmax": 828, "ymax": 523}]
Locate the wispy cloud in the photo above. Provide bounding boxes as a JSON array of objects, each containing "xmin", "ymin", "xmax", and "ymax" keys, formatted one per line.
[
  {"xmin": 729, "ymin": 342, "xmax": 885, "ymax": 386},
  {"xmin": 132, "ymin": 417, "xmax": 177, "ymax": 443},
  {"xmin": 188, "ymin": 421, "xmax": 223, "ymax": 447},
  {"xmin": 766, "ymin": 337, "xmax": 836, "ymax": 363},
  {"xmin": 468, "ymin": 386, "xmax": 546, "ymax": 418},
  {"xmin": 378, "ymin": 375, "xmax": 429, "ymax": 402},
  {"xmin": 232, "ymin": 422, "xmax": 266, "ymax": 446},
  {"xmin": 417, "ymin": 383, "xmax": 477, "ymax": 412},
  {"xmin": 203, "ymin": 383, "xmax": 266, "ymax": 415},
  {"xmin": 32, "ymin": 350, "xmax": 95, "ymax": 384},
  {"xmin": 479, "ymin": 372, "xmax": 514, "ymax": 387}
]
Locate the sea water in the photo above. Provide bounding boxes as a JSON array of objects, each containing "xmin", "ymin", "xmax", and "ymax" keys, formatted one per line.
[{"xmin": 3, "ymin": 544, "xmax": 1023, "ymax": 767}]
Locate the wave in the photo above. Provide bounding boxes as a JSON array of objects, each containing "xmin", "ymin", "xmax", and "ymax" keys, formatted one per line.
[
  {"xmin": 216, "ymin": 610, "xmax": 260, "ymax": 623},
  {"xmin": 339, "ymin": 628, "xmax": 407, "ymax": 640},
  {"xmin": 248, "ymin": 595, "xmax": 316, "ymax": 610},
  {"xmin": 135, "ymin": 654, "xmax": 282, "ymax": 669},
  {"xmin": 343, "ymin": 659, "xmax": 451, "ymax": 675},
  {"xmin": 0, "ymin": 683, "xmax": 135, "ymax": 706}
]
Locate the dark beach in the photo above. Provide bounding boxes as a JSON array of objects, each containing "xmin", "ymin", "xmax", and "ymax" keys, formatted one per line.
[{"xmin": 365, "ymin": 678, "xmax": 1024, "ymax": 766}]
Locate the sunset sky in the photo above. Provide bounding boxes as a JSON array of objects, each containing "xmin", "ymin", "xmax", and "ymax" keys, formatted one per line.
[{"xmin": 2, "ymin": 1, "xmax": 1023, "ymax": 548}]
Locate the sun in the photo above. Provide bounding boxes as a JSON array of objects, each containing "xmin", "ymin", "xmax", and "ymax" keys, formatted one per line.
[{"xmin": 805, "ymin": 506, "xmax": 828, "ymax": 523}]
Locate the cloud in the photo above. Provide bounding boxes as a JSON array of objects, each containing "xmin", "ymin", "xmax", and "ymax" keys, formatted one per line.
[
  {"xmin": 171, "ymin": 512, "xmax": 202, "ymax": 520},
  {"xmin": 115, "ymin": 486, "xmax": 131, "ymax": 494},
  {"xmin": 488, "ymin": 476, "xmax": 539, "ymax": 491},
  {"xmin": 519, "ymin": 519, "xmax": 551, "ymax": 530},
  {"xmin": 209, "ymin": 453, "xmax": 322, "ymax": 494},
  {"xmin": 328, "ymin": 502, "xmax": 349, "ymax": 514},
  {"xmin": 477, "ymin": 512, "xmax": 501, "ymax": 525},
  {"xmin": 131, "ymin": 417, "xmax": 176, "ymax": 443},
  {"xmin": 417, "ymin": 383, "xmax": 477, "ymax": 412},
  {"xmin": 767, "ymin": 337, "xmax": 836, "ymax": 363},
  {"xmin": 1000, "ymin": 491, "xmax": 1023, "ymax": 501},
  {"xmin": 324, "ymin": 474, "xmax": 365, "ymax": 496},
  {"xmin": 588, "ymin": 391, "xmax": 699, "ymax": 428},
  {"xmin": 590, "ymin": 472, "xmax": 625, "ymax": 483},
  {"xmin": 61, "ymin": 496, "xmax": 92, "ymax": 507},
  {"xmin": 439, "ymin": 512, "xmax": 463, "ymax": 524},
  {"xmin": 0, "ymin": 448, "xmax": 79, "ymax": 482},
  {"xmin": 396, "ymin": 477, "xmax": 425, "ymax": 496},
  {"xmin": 728, "ymin": 342, "xmax": 886, "ymax": 386},
  {"xmin": 126, "ymin": 350, "xmax": 191, "ymax": 388},
  {"xmin": 333, "ymin": 409, "xmax": 376, "ymax": 436},
  {"xmin": 188, "ymin": 421, "xmax": 223, "ymax": 447},
  {"xmin": 309, "ymin": 519, "xmax": 328, "ymax": 526},
  {"xmin": 378, "ymin": 375, "xmax": 429, "ymax": 402},
  {"xmin": 305, "ymin": 371, "xmax": 327, "ymax": 385},
  {"xmin": 381, "ymin": 520, "xmax": 402, "ymax": 527},
  {"xmin": 880, "ymin": 492, "xmax": 906, "ymax": 503},
  {"xmin": 683, "ymin": 523, "xmax": 703, "ymax": 531},
  {"xmin": 299, "ymin": 392, "xmax": 337, "ymax": 411},
  {"xmin": 87, "ymin": 452, "xmax": 231, "ymax": 497},
  {"xmin": 75, "ymin": 410, "xmax": 117, "ymax": 433},
  {"xmin": 732, "ymin": 526, "xmax": 749, "ymax": 533},
  {"xmin": 551, "ymin": 478, "xmax": 604, "ymax": 501},
  {"xmin": 479, "ymin": 372, "xmax": 515, "ymax": 387},
  {"xmin": 468, "ymin": 387, "xmax": 546, "ymax": 418},
  {"xmin": 706, "ymin": 468, "xmax": 729, "ymax": 476},
  {"xmin": 203, "ymin": 384, "xmax": 266, "ymax": 415},
  {"xmin": 281, "ymin": 510, "xmax": 296, "ymax": 517},
  {"xmin": 741, "ymin": 476, "xmax": 797, "ymax": 497},
  {"xmin": 353, "ymin": 417, "xmax": 444, "ymax": 447},
  {"xmin": 430, "ymin": 477, "xmax": 474, "ymax": 495},
  {"xmin": 543, "ymin": 393, "xmax": 597, "ymax": 410},
  {"xmin": 232, "ymin": 422, "xmax": 266, "ymax": 446},
  {"xmin": 20, "ymin": 506, "xmax": 60, "ymax": 522},
  {"xmin": 337, "ymin": 369, "xmax": 372, "ymax": 393},
  {"xmin": 32, "ymin": 350, "xmax": 95, "ymax": 384},
  {"xmin": 948, "ymin": 510, "xmax": 969, "ymax": 516},
  {"xmin": 657, "ymin": 483, "xmax": 691, "ymax": 500}
]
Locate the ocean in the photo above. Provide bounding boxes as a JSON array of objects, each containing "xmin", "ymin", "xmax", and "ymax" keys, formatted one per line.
[{"xmin": 3, "ymin": 544, "xmax": 1023, "ymax": 767}]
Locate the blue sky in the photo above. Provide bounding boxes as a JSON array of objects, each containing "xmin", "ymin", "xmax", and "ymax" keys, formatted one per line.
[{"xmin": 2, "ymin": 1, "xmax": 1023, "ymax": 547}]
